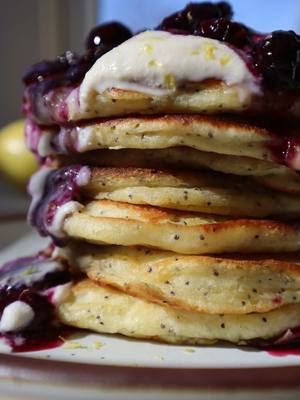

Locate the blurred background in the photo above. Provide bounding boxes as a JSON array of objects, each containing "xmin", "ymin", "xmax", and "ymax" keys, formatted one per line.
[{"xmin": 0, "ymin": 0, "xmax": 299, "ymax": 220}]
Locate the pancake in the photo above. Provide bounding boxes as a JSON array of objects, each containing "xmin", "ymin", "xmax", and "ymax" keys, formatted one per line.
[
  {"xmin": 57, "ymin": 278, "xmax": 300, "ymax": 345},
  {"xmin": 64, "ymin": 243, "xmax": 300, "ymax": 314},
  {"xmin": 47, "ymin": 115, "xmax": 282, "ymax": 163},
  {"xmin": 63, "ymin": 200, "xmax": 300, "ymax": 254},
  {"xmin": 82, "ymin": 167, "xmax": 300, "ymax": 218},
  {"xmin": 54, "ymin": 147, "xmax": 300, "ymax": 195},
  {"xmin": 68, "ymin": 82, "xmax": 254, "ymax": 122}
]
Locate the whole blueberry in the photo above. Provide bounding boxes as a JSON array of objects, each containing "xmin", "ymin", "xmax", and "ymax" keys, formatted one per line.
[
  {"xmin": 85, "ymin": 21, "xmax": 132, "ymax": 50},
  {"xmin": 253, "ymin": 30, "xmax": 300, "ymax": 90},
  {"xmin": 157, "ymin": 2, "xmax": 233, "ymax": 33},
  {"xmin": 195, "ymin": 18, "xmax": 253, "ymax": 49}
]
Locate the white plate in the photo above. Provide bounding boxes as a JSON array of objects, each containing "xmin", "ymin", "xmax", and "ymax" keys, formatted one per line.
[{"xmin": 0, "ymin": 222, "xmax": 299, "ymax": 399}]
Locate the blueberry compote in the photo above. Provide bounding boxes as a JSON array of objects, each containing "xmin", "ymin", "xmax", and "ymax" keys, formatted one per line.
[
  {"xmin": 0, "ymin": 249, "xmax": 73, "ymax": 352},
  {"xmin": 157, "ymin": 2, "xmax": 300, "ymax": 91},
  {"xmin": 22, "ymin": 22, "xmax": 132, "ymax": 123},
  {"xmin": 23, "ymin": 22, "xmax": 132, "ymax": 90},
  {"xmin": 28, "ymin": 165, "xmax": 90, "ymax": 242},
  {"xmin": 22, "ymin": 2, "xmax": 300, "ymax": 124}
]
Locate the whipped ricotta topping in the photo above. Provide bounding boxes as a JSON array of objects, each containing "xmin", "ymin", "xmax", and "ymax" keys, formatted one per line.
[
  {"xmin": 37, "ymin": 131, "xmax": 54, "ymax": 157},
  {"xmin": 0, "ymin": 301, "xmax": 34, "ymax": 333},
  {"xmin": 80, "ymin": 30, "xmax": 260, "ymax": 108},
  {"xmin": 76, "ymin": 166, "xmax": 91, "ymax": 186},
  {"xmin": 50, "ymin": 201, "xmax": 83, "ymax": 237}
]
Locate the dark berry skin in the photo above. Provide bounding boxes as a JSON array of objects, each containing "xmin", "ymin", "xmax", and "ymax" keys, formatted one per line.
[
  {"xmin": 157, "ymin": 2, "xmax": 232, "ymax": 33},
  {"xmin": 85, "ymin": 21, "xmax": 132, "ymax": 50},
  {"xmin": 253, "ymin": 30, "xmax": 300, "ymax": 90},
  {"xmin": 195, "ymin": 18, "xmax": 254, "ymax": 49}
]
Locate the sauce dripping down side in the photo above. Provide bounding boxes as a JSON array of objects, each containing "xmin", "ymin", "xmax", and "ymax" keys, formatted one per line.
[
  {"xmin": 0, "ymin": 250, "xmax": 75, "ymax": 352},
  {"xmin": 256, "ymin": 326, "xmax": 300, "ymax": 357}
]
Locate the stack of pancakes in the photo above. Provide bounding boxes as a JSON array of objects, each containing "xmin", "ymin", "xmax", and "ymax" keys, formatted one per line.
[
  {"xmin": 24, "ymin": 17, "xmax": 300, "ymax": 345},
  {"xmin": 36, "ymin": 115, "xmax": 300, "ymax": 346}
]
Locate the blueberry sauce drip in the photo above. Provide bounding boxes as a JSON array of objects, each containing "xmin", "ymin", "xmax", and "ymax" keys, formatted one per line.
[
  {"xmin": 29, "ymin": 165, "xmax": 88, "ymax": 242},
  {"xmin": 3, "ymin": 327, "xmax": 75, "ymax": 353},
  {"xmin": 0, "ymin": 252, "xmax": 73, "ymax": 352},
  {"xmin": 253, "ymin": 326, "xmax": 300, "ymax": 356}
]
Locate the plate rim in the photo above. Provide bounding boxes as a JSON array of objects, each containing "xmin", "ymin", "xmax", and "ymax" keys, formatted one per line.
[
  {"xmin": 0, "ymin": 218, "xmax": 300, "ymax": 392},
  {"xmin": 0, "ymin": 353, "xmax": 300, "ymax": 391}
]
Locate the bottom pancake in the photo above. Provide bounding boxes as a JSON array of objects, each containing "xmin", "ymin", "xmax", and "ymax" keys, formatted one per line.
[
  {"xmin": 58, "ymin": 279, "xmax": 300, "ymax": 345},
  {"xmin": 63, "ymin": 244, "xmax": 300, "ymax": 315}
]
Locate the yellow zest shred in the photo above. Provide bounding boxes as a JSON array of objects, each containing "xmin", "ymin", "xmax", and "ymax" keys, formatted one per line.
[
  {"xmin": 204, "ymin": 44, "xmax": 216, "ymax": 60},
  {"xmin": 148, "ymin": 59, "xmax": 162, "ymax": 67},
  {"xmin": 143, "ymin": 44, "xmax": 153, "ymax": 55},
  {"xmin": 184, "ymin": 348, "xmax": 196, "ymax": 353},
  {"xmin": 220, "ymin": 55, "xmax": 231, "ymax": 66},
  {"xmin": 63, "ymin": 341, "xmax": 87, "ymax": 350},
  {"xmin": 164, "ymin": 73, "xmax": 176, "ymax": 89},
  {"xmin": 93, "ymin": 341, "xmax": 103, "ymax": 349}
]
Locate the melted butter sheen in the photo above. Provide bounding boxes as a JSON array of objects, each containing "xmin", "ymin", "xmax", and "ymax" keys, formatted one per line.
[{"xmin": 80, "ymin": 30, "xmax": 260, "ymax": 107}]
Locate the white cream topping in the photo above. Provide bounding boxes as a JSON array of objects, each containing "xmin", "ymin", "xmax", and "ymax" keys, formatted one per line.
[
  {"xmin": 37, "ymin": 131, "xmax": 53, "ymax": 157},
  {"xmin": 50, "ymin": 282, "xmax": 72, "ymax": 305},
  {"xmin": 80, "ymin": 30, "xmax": 259, "ymax": 108},
  {"xmin": 49, "ymin": 201, "xmax": 83, "ymax": 237},
  {"xmin": 76, "ymin": 126, "xmax": 95, "ymax": 152},
  {"xmin": 0, "ymin": 301, "xmax": 34, "ymax": 333}
]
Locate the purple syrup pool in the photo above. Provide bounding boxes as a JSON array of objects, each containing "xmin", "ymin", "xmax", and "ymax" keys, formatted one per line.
[
  {"xmin": 1, "ymin": 327, "xmax": 76, "ymax": 353},
  {"xmin": 267, "ymin": 348, "xmax": 300, "ymax": 357},
  {"xmin": 0, "ymin": 252, "xmax": 73, "ymax": 352},
  {"xmin": 28, "ymin": 165, "xmax": 90, "ymax": 242}
]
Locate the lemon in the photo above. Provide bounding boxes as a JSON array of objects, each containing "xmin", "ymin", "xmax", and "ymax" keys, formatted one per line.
[{"xmin": 0, "ymin": 120, "xmax": 38, "ymax": 187}]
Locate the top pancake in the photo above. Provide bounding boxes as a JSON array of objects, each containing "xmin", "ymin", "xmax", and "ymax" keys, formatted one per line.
[
  {"xmin": 24, "ymin": 76, "xmax": 300, "ymax": 125},
  {"xmin": 23, "ymin": 30, "xmax": 300, "ymax": 124}
]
